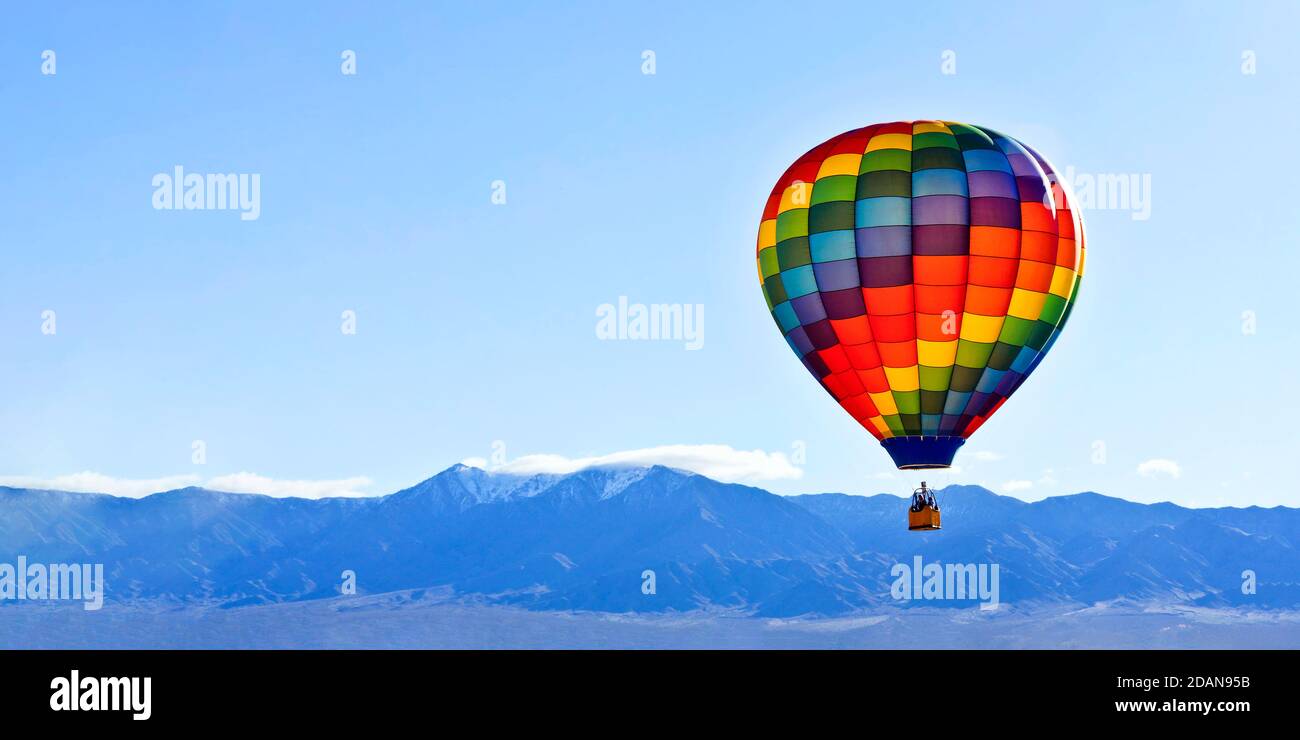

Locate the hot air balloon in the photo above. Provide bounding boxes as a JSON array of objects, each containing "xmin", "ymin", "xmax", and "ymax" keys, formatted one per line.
[{"xmin": 756, "ymin": 121, "xmax": 1085, "ymax": 529}]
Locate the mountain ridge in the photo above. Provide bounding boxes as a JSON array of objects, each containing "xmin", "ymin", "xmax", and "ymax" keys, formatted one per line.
[{"xmin": 2, "ymin": 464, "xmax": 1297, "ymax": 616}]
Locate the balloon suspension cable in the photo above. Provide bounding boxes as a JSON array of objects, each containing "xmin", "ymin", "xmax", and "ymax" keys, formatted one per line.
[{"xmin": 906, "ymin": 471, "xmax": 931, "ymax": 507}]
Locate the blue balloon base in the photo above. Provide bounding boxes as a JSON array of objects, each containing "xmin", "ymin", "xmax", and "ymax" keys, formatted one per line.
[{"xmin": 880, "ymin": 436, "xmax": 965, "ymax": 469}]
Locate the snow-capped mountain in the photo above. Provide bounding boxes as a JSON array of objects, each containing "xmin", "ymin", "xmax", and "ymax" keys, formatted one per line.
[{"xmin": 2, "ymin": 465, "xmax": 1297, "ymax": 615}]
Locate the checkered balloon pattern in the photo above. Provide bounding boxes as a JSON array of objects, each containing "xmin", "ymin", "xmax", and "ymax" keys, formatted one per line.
[{"xmin": 756, "ymin": 121, "xmax": 1085, "ymax": 469}]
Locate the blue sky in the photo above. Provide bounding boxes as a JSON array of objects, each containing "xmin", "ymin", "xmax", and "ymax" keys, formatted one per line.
[{"xmin": 2, "ymin": 2, "xmax": 1297, "ymax": 506}]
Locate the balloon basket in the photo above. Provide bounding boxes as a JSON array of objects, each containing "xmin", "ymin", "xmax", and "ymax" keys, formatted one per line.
[{"xmin": 908, "ymin": 507, "xmax": 941, "ymax": 531}]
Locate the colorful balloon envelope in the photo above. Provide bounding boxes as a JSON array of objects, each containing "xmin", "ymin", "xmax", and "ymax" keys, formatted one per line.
[{"xmin": 756, "ymin": 121, "xmax": 1085, "ymax": 469}]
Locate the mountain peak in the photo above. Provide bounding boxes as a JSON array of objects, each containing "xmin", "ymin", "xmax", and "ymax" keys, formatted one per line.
[
  {"xmin": 150, "ymin": 485, "xmax": 217, "ymax": 497},
  {"xmin": 408, "ymin": 463, "xmax": 698, "ymax": 504}
]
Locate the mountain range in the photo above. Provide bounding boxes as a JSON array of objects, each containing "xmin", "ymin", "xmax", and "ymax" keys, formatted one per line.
[{"xmin": 2, "ymin": 464, "xmax": 1297, "ymax": 617}]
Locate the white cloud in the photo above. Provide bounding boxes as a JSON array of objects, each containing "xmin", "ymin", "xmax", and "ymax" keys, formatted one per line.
[
  {"xmin": 5, "ymin": 444, "xmax": 798, "ymax": 499},
  {"xmin": 1001, "ymin": 480, "xmax": 1034, "ymax": 492},
  {"xmin": 0, "ymin": 472, "xmax": 201, "ymax": 498},
  {"xmin": 492, "ymin": 444, "xmax": 803, "ymax": 484},
  {"xmin": 1137, "ymin": 458, "xmax": 1181, "ymax": 479},
  {"xmin": 969, "ymin": 451, "xmax": 1004, "ymax": 462},
  {"xmin": 205, "ymin": 473, "xmax": 373, "ymax": 498},
  {"xmin": 0, "ymin": 472, "xmax": 373, "ymax": 499}
]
